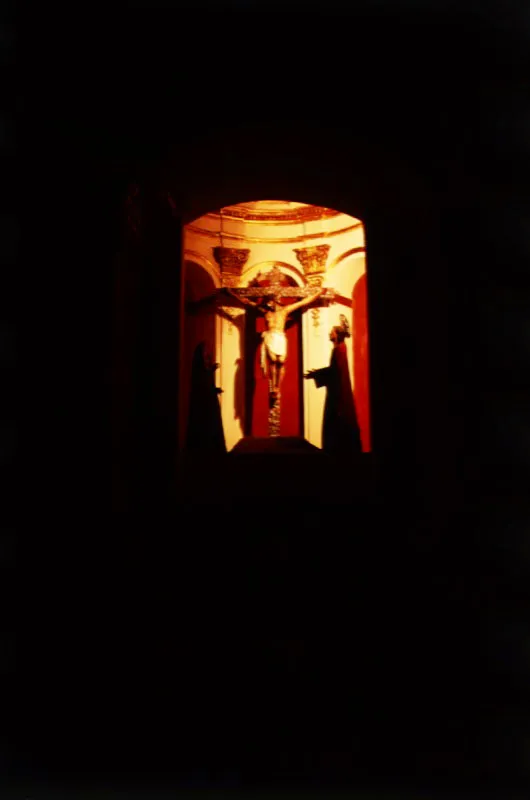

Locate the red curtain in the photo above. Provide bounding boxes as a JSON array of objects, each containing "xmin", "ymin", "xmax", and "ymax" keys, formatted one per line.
[
  {"xmin": 250, "ymin": 315, "xmax": 301, "ymax": 437},
  {"xmin": 281, "ymin": 317, "xmax": 301, "ymax": 437},
  {"xmin": 247, "ymin": 274, "xmax": 302, "ymax": 438},
  {"xmin": 353, "ymin": 273, "xmax": 371, "ymax": 451},
  {"xmin": 251, "ymin": 315, "xmax": 271, "ymax": 438}
]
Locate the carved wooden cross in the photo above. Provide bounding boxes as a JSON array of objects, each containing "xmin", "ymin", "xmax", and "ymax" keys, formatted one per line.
[
  {"xmin": 196, "ymin": 268, "xmax": 347, "ymax": 439},
  {"xmin": 214, "ymin": 270, "xmax": 333, "ymax": 437},
  {"xmin": 228, "ymin": 285, "xmax": 336, "ymax": 301},
  {"xmin": 220, "ymin": 264, "xmax": 332, "ymax": 302}
]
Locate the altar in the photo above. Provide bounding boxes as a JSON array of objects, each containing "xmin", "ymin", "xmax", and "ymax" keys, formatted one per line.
[{"xmin": 182, "ymin": 200, "xmax": 371, "ymax": 453}]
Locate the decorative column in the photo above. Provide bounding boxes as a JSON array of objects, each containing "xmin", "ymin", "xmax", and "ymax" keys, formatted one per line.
[
  {"xmin": 213, "ymin": 246, "xmax": 251, "ymax": 286},
  {"xmin": 213, "ymin": 246, "xmax": 251, "ymax": 332},
  {"xmin": 293, "ymin": 244, "xmax": 331, "ymax": 327},
  {"xmin": 293, "ymin": 245, "xmax": 330, "ymax": 447}
]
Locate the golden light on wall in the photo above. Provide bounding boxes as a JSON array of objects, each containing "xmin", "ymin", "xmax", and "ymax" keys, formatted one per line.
[{"xmin": 182, "ymin": 200, "xmax": 371, "ymax": 453}]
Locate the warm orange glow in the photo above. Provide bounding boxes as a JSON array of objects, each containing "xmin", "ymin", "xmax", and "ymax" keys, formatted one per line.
[{"xmin": 183, "ymin": 200, "xmax": 371, "ymax": 453}]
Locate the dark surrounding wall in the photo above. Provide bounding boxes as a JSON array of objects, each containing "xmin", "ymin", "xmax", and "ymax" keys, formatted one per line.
[{"xmin": 19, "ymin": 6, "xmax": 530, "ymax": 798}]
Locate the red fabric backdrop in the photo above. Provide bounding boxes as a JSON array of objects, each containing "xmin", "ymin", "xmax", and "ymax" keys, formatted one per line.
[
  {"xmin": 353, "ymin": 273, "xmax": 371, "ymax": 451},
  {"xmin": 251, "ymin": 315, "xmax": 301, "ymax": 437},
  {"xmin": 246, "ymin": 274, "xmax": 302, "ymax": 438}
]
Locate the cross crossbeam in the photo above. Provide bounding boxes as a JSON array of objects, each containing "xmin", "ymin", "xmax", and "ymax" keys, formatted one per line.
[{"xmin": 223, "ymin": 286, "xmax": 335, "ymax": 299}]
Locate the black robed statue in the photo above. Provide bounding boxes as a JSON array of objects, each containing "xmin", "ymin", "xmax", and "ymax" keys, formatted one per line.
[
  {"xmin": 305, "ymin": 315, "xmax": 362, "ymax": 456},
  {"xmin": 186, "ymin": 341, "xmax": 227, "ymax": 453}
]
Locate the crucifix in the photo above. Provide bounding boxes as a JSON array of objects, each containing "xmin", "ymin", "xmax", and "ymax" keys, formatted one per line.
[
  {"xmin": 224, "ymin": 285, "xmax": 334, "ymax": 393},
  {"xmin": 219, "ymin": 267, "xmax": 336, "ymax": 436},
  {"xmin": 186, "ymin": 264, "xmax": 342, "ymax": 437}
]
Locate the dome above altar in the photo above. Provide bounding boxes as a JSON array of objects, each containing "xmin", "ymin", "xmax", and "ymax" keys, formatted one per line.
[
  {"xmin": 188, "ymin": 200, "xmax": 362, "ymax": 243},
  {"xmin": 215, "ymin": 200, "xmax": 345, "ymax": 224}
]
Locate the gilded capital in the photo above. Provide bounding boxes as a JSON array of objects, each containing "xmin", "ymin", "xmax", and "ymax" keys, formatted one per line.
[
  {"xmin": 293, "ymin": 244, "xmax": 330, "ymax": 276},
  {"xmin": 213, "ymin": 247, "xmax": 251, "ymax": 286}
]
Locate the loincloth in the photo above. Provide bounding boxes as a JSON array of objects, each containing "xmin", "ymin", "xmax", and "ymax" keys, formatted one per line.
[{"xmin": 261, "ymin": 331, "xmax": 287, "ymax": 376}]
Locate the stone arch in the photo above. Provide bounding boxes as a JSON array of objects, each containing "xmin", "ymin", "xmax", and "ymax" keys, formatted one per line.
[
  {"xmin": 328, "ymin": 246, "xmax": 367, "ymax": 272},
  {"xmin": 161, "ymin": 118, "xmax": 431, "ymax": 232},
  {"xmin": 139, "ymin": 123, "xmax": 432, "ymax": 464},
  {"xmin": 183, "ymin": 249, "xmax": 220, "ymax": 287},
  {"xmin": 164, "ymin": 125, "xmax": 379, "ymax": 225},
  {"xmin": 326, "ymin": 251, "xmax": 366, "ymax": 297}
]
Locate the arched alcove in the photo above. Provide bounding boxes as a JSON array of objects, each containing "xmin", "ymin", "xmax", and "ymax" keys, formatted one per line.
[
  {"xmin": 113, "ymin": 119, "xmax": 440, "ymax": 496},
  {"xmin": 39, "ymin": 12, "xmax": 513, "ymax": 789},
  {"xmin": 182, "ymin": 199, "xmax": 371, "ymax": 454},
  {"xmin": 156, "ymin": 123, "xmax": 428, "ymax": 465}
]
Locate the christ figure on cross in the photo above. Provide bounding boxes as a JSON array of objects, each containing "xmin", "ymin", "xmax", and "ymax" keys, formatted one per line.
[{"xmin": 226, "ymin": 286, "xmax": 327, "ymax": 395}]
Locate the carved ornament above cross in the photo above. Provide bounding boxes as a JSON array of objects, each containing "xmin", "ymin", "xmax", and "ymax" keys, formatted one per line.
[
  {"xmin": 225, "ymin": 265, "xmax": 334, "ymax": 301},
  {"xmin": 229, "ymin": 284, "xmax": 336, "ymax": 300}
]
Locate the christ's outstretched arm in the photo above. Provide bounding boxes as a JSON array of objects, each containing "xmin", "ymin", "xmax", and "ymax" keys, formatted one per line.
[
  {"xmin": 186, "ymin": 291, "xmax": 218, "ymax": 314},
  {"xmin": 283, "ymin": 287, "xmax": 325, "ymax": 314},
  {"xmin": 225, "ymin": 288, "xmax": 262, "ymax": 310}
]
